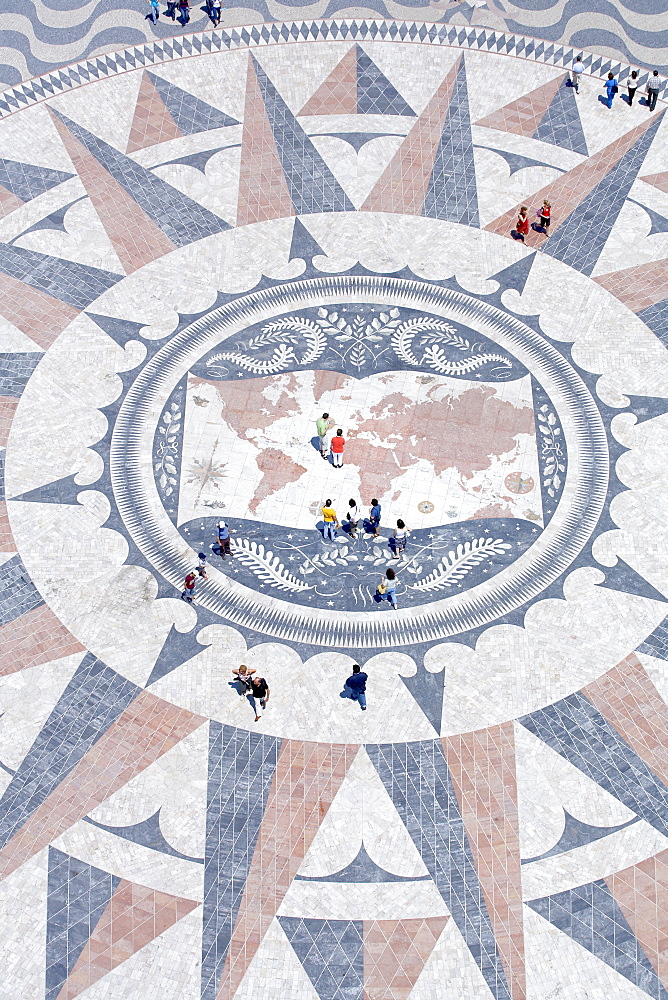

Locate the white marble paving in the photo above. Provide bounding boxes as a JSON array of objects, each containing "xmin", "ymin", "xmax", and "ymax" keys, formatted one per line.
[
  {"xmin": 408, "ymin": 918, "xmax": 493, "ymax": 1000},
  {"xmin": 277, "ymin": 880, "xmax": 450, "ymax": 920},
  {"xmin": 0, "ymin": 849, "xmax": 49, "ymax": 1000},
  {"xmin": 233, "ymin": 918, "xmax": 319, "ymax": 1000}
]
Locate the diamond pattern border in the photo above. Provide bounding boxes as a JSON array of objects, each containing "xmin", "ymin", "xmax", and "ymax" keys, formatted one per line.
[{"xmin": 0, "ymin": 20, "xmax": 665, "ymax": 120}]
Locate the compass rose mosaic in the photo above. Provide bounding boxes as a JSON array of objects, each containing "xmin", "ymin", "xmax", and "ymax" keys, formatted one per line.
[{"xmin": 0, "ymin": 23, "xmax": 667, "ymax": 1000}]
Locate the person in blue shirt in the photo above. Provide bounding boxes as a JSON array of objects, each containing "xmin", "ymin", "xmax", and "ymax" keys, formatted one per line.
[
  {"xmin": 368, "ymin": 498, "xmax": 381, "ymax": 537},
  {"xmin": 604, "ymin": 71, "xmax": 618, "ymax": 108},
  {"xmin": 215, "ymin": 519, "xmax": 232, "ymax": 559},
  {"xmin": 341, "ymin": 664, "xmax": 368, "ymax": 710}
]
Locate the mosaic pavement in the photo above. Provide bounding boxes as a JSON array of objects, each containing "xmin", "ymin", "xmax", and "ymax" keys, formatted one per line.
[
  {"xmin": 0, "ymin": 24, "xmax": 667, "ymax": 1000},
  {"xmin": 2, "ymin": 0, "xmax": 668, "ymax": 88}
]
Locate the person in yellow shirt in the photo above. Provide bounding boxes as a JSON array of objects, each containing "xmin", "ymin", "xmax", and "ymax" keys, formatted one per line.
[{"xmin": 321, "ymin": 499, "xmax": 339, "ymax": 542}]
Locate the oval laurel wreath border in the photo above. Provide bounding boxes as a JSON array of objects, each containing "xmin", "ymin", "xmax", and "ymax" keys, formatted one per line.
[{"xmin": 110, "ymin": 274, "xmax": 608, "ymax": 648}]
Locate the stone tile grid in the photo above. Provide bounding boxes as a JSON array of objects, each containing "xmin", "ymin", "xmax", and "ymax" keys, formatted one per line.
[
  {"xmin": 0, "ymin": 353, "xmax": 42, "ymax": 397},
  {"xmin": 606, "ymin": 849, "xmax": 668, "ymax": 989},
  {"xmin": 279, "ymin": 916, "xmax": 364, "ymax": 1000},
  {"xmin": 362, "ymin": 917, "xmax": 449, "ymax": 1000},
  {"xmin": 0, "ymin": 552, "xmax": 44, "ymax": 626},
  {"xmin": 1, "ymin": 22, "xmax": 665, "ymax": 123}
]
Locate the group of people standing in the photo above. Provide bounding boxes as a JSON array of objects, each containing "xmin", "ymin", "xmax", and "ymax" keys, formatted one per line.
[{"xmin": 570, "ymin": 56, "xmax": 662, "ymax": 110}]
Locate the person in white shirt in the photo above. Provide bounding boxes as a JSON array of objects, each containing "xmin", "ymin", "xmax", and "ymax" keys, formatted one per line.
[
  {"xmin": 345, "ymin": 498, "xmax": 360, "ymax": 538},
  {"xmin": 571, "ymin": 55, "xmax": 584, "ymax": 94},
  {"xmin": 392, "ymin": 519, "xmax": 411, "ymax": 558}
]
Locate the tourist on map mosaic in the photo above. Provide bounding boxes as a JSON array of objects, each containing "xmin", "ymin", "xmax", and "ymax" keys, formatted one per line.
[
  {"xmin": 571, "ymin": 55, "xmax": 584, "ymax": 93},
  {"xmin": 366, "ymin": 499, "xmax": 382, "ymax": 537},
  {"xmin": 647, "ymin": 71, "xmax": 661, "ymax": 111},
  {"xmin": 321, "ymin": 499, "xmax": 339, "ymax": 541},
  {"xmin": 249, "ymin": 674, "xmax": 270, "ymax": 722},
  {"xmin": 627, "ymin": 71, "xmax": 640, "ymax": 105},
  {"xmin": 538, "ymin": 200, "xmax": 551, "ymax": 235},
  {"xmin": 316, "ymin": 411, "xmax": 333, "ymax": 458},
  {"xmin": 147, "ymin": 0, "xmax": 160, "ymax": 20},
  {"xmin": 215, "ymin": 519, "xmax": 232, "ymax": 559},
  {"xmin": 346, "ymin": 498, "xmax": 360, "ymax": 538},
  {"xmin": 340, "ymin": 663, "xmax": 368, "ymax": 710},
  {"xmin": 210, "ymin": 0, "xmax": 222, "ymax": 23},
  {"xmin": 374, "ymin": 567, "xmax": 398, "ymax": 609},
  {"xmin": 178, "ymin": 0, "xmax": 190, "ymax": 22},
  {"xmin": 331, "ymin": 429, "xmax": 345, "ymax": 467},
  {"xmin": 197, "ymin": 552, "xmax": 208, "ymax": 579},
  {"xmin": 391, "ymin": 520, "xmax": 411, "ymax": 558},
  {"xmin": 232, "ymin": 663, "xmax": 255, "ymax": 697},
  {"xmin": 164, "ymin": 0, "xmax": 177, "ymax": 16},
  {"xmin": 604, "ymin": 72, "xmax": 618, "ymax": 109},
  {"xmin": 513, "ymin": 206, "xmax": 529, "ymax": 241},
  {"xmin": 181, "ymin": 571, "xmax": 197, "ymax": 602}
]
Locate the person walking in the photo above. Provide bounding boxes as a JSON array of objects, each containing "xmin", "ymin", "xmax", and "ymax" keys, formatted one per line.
[
  {"xmin": 232, "ymin": 663, "xmax": 255, "ymax": 697},
  {"xmin": 340, "ymin": 663, "xmax": 368, "ymax": 711},
  {"xmin": 538, "ymin": 200, "xmax": 551, "ymax": 235},
  {"xmin": 647, "ymin": 70, "xmax": 661, "ymax": 111},
  {"xmin": 368, "ymin": 498, "xmax": 381, "ymax": 537},
  {"xmin": 178, "ymin": 0, "xmax": 190, "ymax": 22},
  {"xmin": 514, "ymin": 206, "xmax": 529, "ymax": 241},
  {"xmin": 628, "ymin": 70, "xmax": 640, "ymax": 105},
  {"xmin": 215, "ymin": 520, "xmax": 232, "ymax": 559},
  {"xmin": 571, "ymin": 55, "xmax": 584, "ymax": 93},
  {"xmin": 248, "ymin": 674, "xmax": 270, "ymax": 722},
  {"xmin": 197, "ymin": 552, "xmax": 208, "ymax": 579},
  {"xmin": 604, "ymin": 72, "xmax": 618, "ymax": 109},
  {"xmin": 147, "ymin": 0, "xmax": 160, "ymax": 20},
  {"xmin": 392, "ymin": 519, "xmax": 411, "ymax": 558},
  {"xmin": 346, "ymin": 498, "xmax": 360, "ymax": 538},
  {"xmin": 165, "ymin": 0, "xmax": 177, "ymax": 16},
  {"xmin": 321, "ymin": 499, "xmax": 339, "ymax": 541},
  {"xmin": 331, "ymin": 429, "xmax": 345, "ymax": 468},
  {"xmin": 210, "ymin": 0, "xmax": 222, "ymax": 22},
  {"xmin": 181, "ymin": 571, "xmax": 197, "ymax": 602},
  {"xmin": 374, "ymin": 567, "xmax": 398, "ymax": 609},
  {"xmin": 316, "ymin": 412, "xmax": 332, "ymax": 459}
]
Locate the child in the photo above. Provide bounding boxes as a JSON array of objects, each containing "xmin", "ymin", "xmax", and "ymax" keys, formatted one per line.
[
  {"xmin": 181, "ymin": 571, "xmax": 196, "ymax": 603},
  {"xmin": 539, "ymin": 200, "xmax": 551, "ymax": 235},
  {"xmin": 232, "ymin": 664, "xmax": 255, "ymax": 698},
  {"xmin": 331, "ymin": 429, "xmax": 345, "ymax": 468},
  {"xmin": 514, "ymin": 206, "xmax": 529, "ymax": 241},
  {"xmin": 392, "ymin": 519, "xmax": 411, "ymax": 558},
  {"xmin": 197, "ymin": 552, "xmax": 208, "ymax": 579}
]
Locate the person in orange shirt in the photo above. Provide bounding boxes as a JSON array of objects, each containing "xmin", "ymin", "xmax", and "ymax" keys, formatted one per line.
[{"xmin": 330, "ymin": 429, "xmax": 345, "ymax": 468}]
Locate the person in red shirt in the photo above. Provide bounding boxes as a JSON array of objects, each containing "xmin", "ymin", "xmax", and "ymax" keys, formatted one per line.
[
  {"xmin": 539, "ymin": 200, "xmax": 551, "ymax": 235},
  {"xmin": 331, "ymin": 429, "xmax": 345, "ymax": 468},
  {"xmin": 514, "ymin": 206, "xmax": 529, "ymax": 241},
  {"xmin": 181, "ymin": 571, "xmax": 196, "ymax": 603}
]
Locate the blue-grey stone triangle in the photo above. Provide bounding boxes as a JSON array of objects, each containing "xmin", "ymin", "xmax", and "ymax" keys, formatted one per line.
[
  {"xmin": 597, "ymin": 557, "xmax": 668, "ymax": 603},
  {"xmin": 488, "ymin": 252, "xmax": 537, "ymax": 295},
  {"xmin": 542, "ymin": 113, "xmax": 664, "ymax": 276},
  {"xmin": 422, "ymin": 57, "xmax": 479, "ymax": 226},
  {"xmin": 636, "ymin": 297, "xmax": 668, "ymax": 349},
  {"xmin": 86, "ymin": 312, "xmax": 150, "ymax": 348},
  {"xmin": 355, "ymin": 45, "xmax": 415, "ymax": 116},
  {"xmin": 0, "ymin": 157, "xmax": 73, "ymax": 202},
  {"xmin": 201, "ymin": 725, "xmax": 281, "ymax": 1000},
  {"xmin": 9, "ymin": 474, "xmax": 88, "ymax": 506},
  {"xmin": 636, "ymin": 613, "xmax": 668, "ymax": 660},
  {"xmin": 528, "ymin": 880, "xmax": 668, "ymax": 1000},
  {"xmin": 0, "ymin": 242, "xmax": 121, "ymax": 308},
  {"xmin": 0, "ymin": 553, "xmax": 44, "ymax": 626},
  {"xmin": 252, "ymin": 55, "xmax": 354, "ymax": 216},
  {"xmin": 84, "ymin": 808, "xmax": 203, "ymax": 863},
  {"xmin": 0, "ymin": 653, "xmax": 140, "ymax": 853},
  {"xmin": 522, "ymin": 809, "xmax": 638, "ymax": 864},
  {"xmin": 279, "ymin": 917, "xmax": 364, "ymax": 1000},
  {"xmin": 399, "ymin": 667, "xmax": 444, "ymax": 732},
  {"xmin": 146, "ymin": 613, "xmax": 217, "ymax": 687},
  {"xmin": 366, "ymin": 740, "xmax": 512, "ymax": 1000},
  {"xmin": 533, "ymin": 78, "xmax": 588, "ymax": 155},
  {"xmin": 46, "ymin": 847, "xmax": 120, "ymax": 1000},
  {"xmin": 519, "ymin": 692, "xmax": 668, "ymax": 836},
  {"xmin": 623, "ymin": 394, "xmax": 668, "ymax": 424},
  {"xmin": 288, "ymin": 217, "xmax": 325, "ymax": 262},
  {"xmin": 0, "ymin": 352, "xmax": 42, "ymax": 396},
  {"xmin": 147, "ymin": 71, "xmax": 239, "ymax": 133},
  {"xmin": 50, "ymin": 109, "xmax": 231, "ymax": 248}
]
